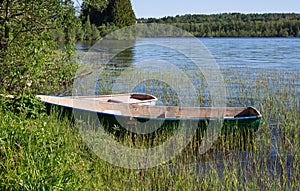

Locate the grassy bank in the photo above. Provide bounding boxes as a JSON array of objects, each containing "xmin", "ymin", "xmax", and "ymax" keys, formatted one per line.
[{"xmin": 0, "ymin": 70, "xmax": 299, "ymax": 190}]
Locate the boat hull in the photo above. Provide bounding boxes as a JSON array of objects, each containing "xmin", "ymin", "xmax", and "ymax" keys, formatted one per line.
[
  {"xmin": 39, "ymin": 94, "xmax": 262, "ymax": 135},
  {"xmin": 95, "ymin": 111, "xmax": 261, "ymax": 134}
]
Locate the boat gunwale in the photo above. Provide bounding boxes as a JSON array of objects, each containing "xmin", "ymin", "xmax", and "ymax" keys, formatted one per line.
[
  {"xmin": 70, "ymin": 93, "xmax": 157, "ymax": 100},
  {"xmin": 37, "ymin": 95, "xmax": 262, "ymax": 120}
]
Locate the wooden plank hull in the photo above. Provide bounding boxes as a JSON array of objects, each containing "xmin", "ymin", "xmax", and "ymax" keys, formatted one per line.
[{"xmin": 37, "ymin": 94, "xmax": 262, "ymax": 134}]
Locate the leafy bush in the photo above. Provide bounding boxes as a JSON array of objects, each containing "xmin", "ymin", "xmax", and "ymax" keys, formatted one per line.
[
  {"xmin": 0, "ymin": 95, "xmax": 45, "ymax": 118},
  {"xmin": 0, "ymin": 0, "xmax": 78, "ymax": 117},
  {"xmin": 0, "ymin": 0, "xmax": 78, "ymax": 93}
]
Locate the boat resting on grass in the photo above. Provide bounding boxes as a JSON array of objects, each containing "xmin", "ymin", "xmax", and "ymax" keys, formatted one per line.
[{"xmin": 36, "ymin": 93, "xmax": 262, "ymax": 134}]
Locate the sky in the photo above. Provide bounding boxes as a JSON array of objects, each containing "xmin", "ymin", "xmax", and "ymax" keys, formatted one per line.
[
  {"xmin": 74, "ymin": 0, "xmax": 300, "ymax": 18},
  {"xmin": 131, "ymin": 0, "xmax": 300, "ymax": 18}
]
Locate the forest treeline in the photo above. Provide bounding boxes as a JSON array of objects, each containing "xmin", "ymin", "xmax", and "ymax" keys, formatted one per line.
[
  {"xmin": 137, "ymin": 13, "xmax": 300, "ymax": 37},
  {"xmin": 75, "ymin": 12, "xmax": 300, "ymax": 41},
  {"xmin": 53, "ymin": 4, "xmax": 300, "ymax": 41}
]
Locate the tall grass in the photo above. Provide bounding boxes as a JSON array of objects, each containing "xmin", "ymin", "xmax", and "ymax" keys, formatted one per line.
[{"xmin": 0, "ymin": 69, "xmax": 299, "ymax": 190}]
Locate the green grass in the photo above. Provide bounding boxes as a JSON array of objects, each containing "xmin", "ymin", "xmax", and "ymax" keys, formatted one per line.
[
  {"xmin": 0, "ymin": 70, "xmax": 299, "ymax": 190},
  {"xmin": 0, "ymin": 110, "xmax": 101, "ymax": 190}
]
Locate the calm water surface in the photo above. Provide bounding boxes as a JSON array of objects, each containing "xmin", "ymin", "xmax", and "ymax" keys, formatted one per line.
[
  {"xmin": 76, "ymin": 38, "xmax": 299, "ymax": 175},
  {"xmin": 76, "ymin": 38, "xmax": 300, "ymax": 71},
  {"xmin": 202, "ymin": 38, "xmax": 300, "ymax": 71},
  {"xmin": 76, "ymin": 38, "xmax": 300, "ymax": 104}
]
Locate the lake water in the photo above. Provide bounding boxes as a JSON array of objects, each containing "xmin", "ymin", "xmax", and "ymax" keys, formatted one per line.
[
  {"xmin": 76, "ymin": 38, "xmax": 300, "ymax": 71},
  {"xmin": 201, "ymin": 38, "xmax": 300, "ymax": 71},
  {"xmin": 76, "ymin": 38, "xmax": 300, "ymax": 107},
  {"xmin": 76, "ymin": 38, "xmax": 299, "ymax": 176}
]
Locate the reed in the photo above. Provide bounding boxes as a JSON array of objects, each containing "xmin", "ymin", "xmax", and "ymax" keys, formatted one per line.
[{"xmin": 0, "ymin": 69, "xmax": 299, "ymax": 190}]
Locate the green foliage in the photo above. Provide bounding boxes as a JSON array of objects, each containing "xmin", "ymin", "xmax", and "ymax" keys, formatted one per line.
[
  {"xmin": 109, "ymin": 0, "xmax": 136, "ymax": 28},
  {"xmin": 80, "ymin": 15, "xmax": 101, "ymax": 40},
  {"xmin": 0, "ymin": 108, "xmax": 102, "ymax": 190},
  {"xmin": 61, "ymin": 0, "xmax": 81, "ymax": 45},
  {"xmin": 98, "ymin": 23, "xmax": 118, "ymax": 37},
  {"xmin": 83, "ymin": 15, "xmax": 93, "ymax": 40},
  {"xmin": 138, "ymin": 13, "xmax": 300, "ymax": 37},
  {"xmin": 91, "ymin": 24, "xmax": 101, "ymax": 40},
  {"xmin": 0, "ymin": 95, "xmax": 45, "ymax": 118},
  {"xmin": 79, "ymin": 0, "xmax": 136, "ymax": 40},
  {"xmin": 81, "ymin": 0, "xmax": 110, "ymax": 26},
  {"xmin": 0, "ymin": 0, "xmax": 78, "ymax": 95}
]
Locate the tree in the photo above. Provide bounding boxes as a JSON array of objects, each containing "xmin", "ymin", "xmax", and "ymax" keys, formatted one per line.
[
  {"xmin": 136, "ymin": 13, "xmax": 300, "ymax": 37},
  {"xmin": 109, "ymin": 0, "xmax": 136, "ymax": 28},
  {"xmin": 0, "ymin": 0, "xmax": 78, "ymax": 95},
  {"xmin": 81, "ymin": 0, "xmax": 109, "ymax": 26}
]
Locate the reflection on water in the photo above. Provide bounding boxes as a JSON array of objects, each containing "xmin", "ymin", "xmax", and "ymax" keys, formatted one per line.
[
  {"xmin": 132, "ymin": 80, "xmax": 180, "ymax": 106},
  {"xmin": 75, "ymin": 41, "xmax": 95, "ymax": 52},
  {"xmin": 76, "ymin": 38, "xmax": 299, "ymax": 179},
  {"xmin": 77, "ymin": 38, "xmax": 299, "ymax": 107},
  {"xmin": 80, "ymin": 38, "xmax": 220, "ymax": 107},
  {"xmin": 96, "ymin": 42, "xmax": 135, "ymax": 95}
]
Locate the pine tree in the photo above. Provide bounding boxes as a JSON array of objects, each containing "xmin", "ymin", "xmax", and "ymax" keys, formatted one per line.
[
  {"xmin": 81, "ymin": 0, "xmax": 109, "ymax": 26},
  {"xmin": 109, "ymin": 0, "xmax": 136, "ymax": 28}
]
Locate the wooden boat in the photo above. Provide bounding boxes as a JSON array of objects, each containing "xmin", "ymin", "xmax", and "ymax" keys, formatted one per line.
[
  {"xmin": 38, "ymin": 93, "xmax": 157, "ymax": 106},
  {"xmin": 36, "ymin": 94, "xmax": 262, "ymax": 134}
]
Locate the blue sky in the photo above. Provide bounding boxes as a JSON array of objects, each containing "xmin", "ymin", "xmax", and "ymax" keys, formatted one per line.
[{"xmin": 74, "ymin": 0, "xmax": 300, "ymax": 18}]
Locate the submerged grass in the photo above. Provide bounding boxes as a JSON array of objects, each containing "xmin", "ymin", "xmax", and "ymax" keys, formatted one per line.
[{"xmin": 0, "ymin": 69, "xmax": 299, "ymax": 190}]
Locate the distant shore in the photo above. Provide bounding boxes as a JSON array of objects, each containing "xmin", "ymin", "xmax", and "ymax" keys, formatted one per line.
[{"xmin": 136, "ymin": 13, "xmax": 300, "ymax": 37}]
